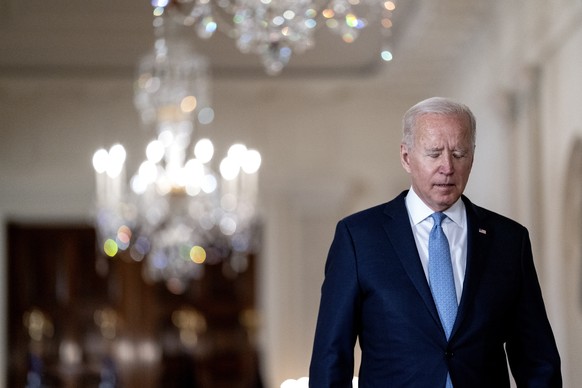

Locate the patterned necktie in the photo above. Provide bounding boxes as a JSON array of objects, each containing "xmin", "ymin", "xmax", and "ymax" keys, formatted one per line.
[{"xmin": 428, "ymin": 212, "xmax": 457, "ymax": 388}]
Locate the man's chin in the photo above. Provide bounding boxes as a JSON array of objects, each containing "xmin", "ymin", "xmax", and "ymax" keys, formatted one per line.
[{"xmin": 434, "ymin": 193, "xmax": 461, "ymax": 210}]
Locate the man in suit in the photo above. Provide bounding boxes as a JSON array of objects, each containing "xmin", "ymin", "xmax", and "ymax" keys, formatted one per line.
[{"xmin": 309, "ymin": 97, "xmax": 561, "ymax": 387}]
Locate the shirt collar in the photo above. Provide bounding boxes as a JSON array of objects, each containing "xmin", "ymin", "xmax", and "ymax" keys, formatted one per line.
[{"xmin": 405, "ymin": 186, "xmax": 465, "ymax": 227}]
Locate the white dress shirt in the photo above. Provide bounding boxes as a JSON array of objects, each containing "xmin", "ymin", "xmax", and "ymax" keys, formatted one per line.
[{"xmin": 404, "ymin": 187, "xmax": 467, "ymax": 303}]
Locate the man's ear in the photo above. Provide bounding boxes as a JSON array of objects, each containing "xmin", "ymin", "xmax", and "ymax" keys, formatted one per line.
[{"xmin": 400, "ymin": 144, "xmax": 412, "ymax": 173}]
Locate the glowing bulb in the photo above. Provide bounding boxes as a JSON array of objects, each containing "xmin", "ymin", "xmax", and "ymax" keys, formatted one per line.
[
  {"xmin": 220, "ymin": 156, "xmax": 240, "ymax": 180},
  {"xmin": 131, "ymin": 174, "xmax": 147, "ymax": 194},
  {"xmin": 109, "ymin": 144, "xmax": 126, "ymax": 165},
  {"xmin": 106, "ymin": 144, "xmax": 126, "ymax": 178},
  {"xmin": 146, "ymin": 140, "xmax": 165, "ymax": 163},
  {"xmin": 194, "ymin": 138, "xmax": 214, "ymax": 163},
  {"xmin": 228, "ymin": 143, "xmax": 248, "ymax": 164},
  {"xmin": 242, "ymin": 149, "xmax": 262, "ymax": 174},
  {"xmin": 93, "ymin": 149, "xmax": 109, "ymax": 173},
  {"xmin": 158, "ymin": 130, "xmax": 173, "ymax": 146}
]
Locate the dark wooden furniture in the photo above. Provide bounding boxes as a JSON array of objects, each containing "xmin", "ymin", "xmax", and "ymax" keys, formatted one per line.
[{"xmin": 7, "ymin": 221, "xmax": 262, "ymax": 388}]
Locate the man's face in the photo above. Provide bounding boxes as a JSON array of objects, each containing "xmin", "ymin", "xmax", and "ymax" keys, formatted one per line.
[{"xmin": 400, "ymin": 113, "xmax": 474, "ymax": 212}]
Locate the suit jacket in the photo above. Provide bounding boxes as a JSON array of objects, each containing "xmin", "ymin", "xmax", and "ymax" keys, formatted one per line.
[{"xmin": 309, "ymin": 191, "xmax": 561, "ymax": 387}]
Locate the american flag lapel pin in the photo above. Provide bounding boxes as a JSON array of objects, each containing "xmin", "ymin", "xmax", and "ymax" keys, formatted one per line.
[{"xmin": 478, "ymin": 228, "xmax": 487, "ymax": 234}]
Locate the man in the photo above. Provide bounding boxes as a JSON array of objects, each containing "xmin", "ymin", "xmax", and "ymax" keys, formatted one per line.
[{"xmin": 309, "ymin": 97, "xmax": 561, "ymax": 387}]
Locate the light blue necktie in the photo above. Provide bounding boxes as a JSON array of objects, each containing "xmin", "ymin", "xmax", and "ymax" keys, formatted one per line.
[{"xmin": 428, "ymin": 212, "xmax": 457, "ymax": 388}]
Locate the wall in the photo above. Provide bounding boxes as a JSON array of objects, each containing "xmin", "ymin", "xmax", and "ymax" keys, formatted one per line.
[
  {"xmin": 539, "ymin": 7, "xmax": 582, "ymax": 384},
  {"xmin": 443, "ymin": 1, "xmax": 582, "ymax": 386}
]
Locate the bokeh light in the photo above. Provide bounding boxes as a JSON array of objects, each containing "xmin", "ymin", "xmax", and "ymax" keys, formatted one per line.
[
  {"xmin": 190, "ymin": 245, "xmax": 207, "ymax": 264},
  {"xmin": 103, "ymin": 239, "xmax": 119, "ymax": 257},
  {"xmin": 198, "ymin": 107, "xmax": 214, "ymax": 124},
  {"xmin": 322, "ymin": 9, "xmax": 334, "ymax": 18},
  {"xmin": 227, "ymin": 143, "xmax": 248, "ymax": 162},
  {"xmin": 194, "ymin": 138, "xmax": 214, "ymax": 163},
  {"xmin": 281, "ymin": 377, "xmax": 359, "ymax": 388},
  {"xmin": 381, "ymin": 49, "xmax": 393, "ymax": 62},
  {"xmin": 116, "ymin": 225, "xmax": 132, "ymax": 250},
  {"xmin": 107, "ymin": 144, "xmax": 126, "ymax": 179},
  {"xmin": 146, "ymin": 140, "xmax": 165, "ymax": 163},
  {"xmin": 202, "ymin": 17, "xmax": 217, "ymax": 36},
  {"xmin": 220, "ymin": 156, "xmax": 240, "ymax": 181},
  {"xmin": 384, "ymin": 1, "xmax": 396, "ymax": 11},
  {"xmin": 180, "ymin": 95, "xmax": 197, "ymax": 113},
  {"xmin": 151, "ymin": 0, "xmax": 169, "ymax": 7},
  {"xmin": 242, "ymin": 149, "xmax": 262, "ymax": 174},
  {"xmin": 92, "ymin": 149, "xmax": 109, "ymax": 173}
]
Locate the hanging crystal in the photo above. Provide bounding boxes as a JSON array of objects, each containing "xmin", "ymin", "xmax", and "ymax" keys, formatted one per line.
[
  {"xmin": 93, "ymin": 10, "xmax": 262, "ymax": 294},
  {"xmin": 154, "ymin": 0, "xmax": 398, "ymax": 75}
]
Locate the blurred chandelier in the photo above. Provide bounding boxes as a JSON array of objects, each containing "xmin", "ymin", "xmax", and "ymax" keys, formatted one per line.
[
  {"xmin": 152, "ymin": 0, "xmax": 397, "ymax": 75},
  {"xmin": 92, "ymin": 11, "xmax": 261, "ymax": 293}
]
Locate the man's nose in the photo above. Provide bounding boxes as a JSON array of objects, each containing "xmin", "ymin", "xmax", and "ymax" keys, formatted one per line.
[{"xmin": 440, "ymin": 154, "xmax": 454, "ymax": 174}]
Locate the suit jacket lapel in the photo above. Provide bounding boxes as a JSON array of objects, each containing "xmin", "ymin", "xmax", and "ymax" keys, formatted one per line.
[
  {"xmin": 382, "ymin": 192, "xmax": 442, "ymax": 329},
  {"xmin": 450, "ymin": 196, "xmax": 490, "ymax": 339}
]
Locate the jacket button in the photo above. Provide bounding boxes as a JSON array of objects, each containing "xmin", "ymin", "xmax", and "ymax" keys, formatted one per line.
[{"xmin": 445, "ymin": 351, "xmax": 454, "ymax": 359}]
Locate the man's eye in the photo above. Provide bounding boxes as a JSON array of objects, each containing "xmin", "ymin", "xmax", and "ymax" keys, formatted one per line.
[{"xmin": 453, "ymin": 152, "xmax": 466, "ymax": 159}]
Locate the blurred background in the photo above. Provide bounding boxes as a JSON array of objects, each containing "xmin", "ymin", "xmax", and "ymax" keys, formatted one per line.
[{"xmin": 1, "ymin": 0, "xmax": 582, "ymax": 387}]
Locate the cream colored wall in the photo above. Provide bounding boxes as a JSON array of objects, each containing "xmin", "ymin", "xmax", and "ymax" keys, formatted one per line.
[
  {"xmin": 443, "ymin": 1, "xmax": 582, "ymax": 386},
  {"xmin": 539, "ymin": 16, "xmax": 582, "ymax": 386},
  {"xmin": 2, "ymin": 2, "xmax": 582, "ymax": 387}
]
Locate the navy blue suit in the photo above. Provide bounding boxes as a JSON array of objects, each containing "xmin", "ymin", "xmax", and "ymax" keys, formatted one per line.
[{"xmin": 309, "ymin": 191, "xmax": 561, "ymax": 387}]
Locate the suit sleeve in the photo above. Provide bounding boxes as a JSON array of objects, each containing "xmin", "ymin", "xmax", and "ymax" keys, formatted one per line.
[
  {"xmin": 309, "ymin": 220, "xmax": 360, "ymax": 388},
  {"xmin": 506, "ymin": 229, "xmax": 562, "ymax": 387}
]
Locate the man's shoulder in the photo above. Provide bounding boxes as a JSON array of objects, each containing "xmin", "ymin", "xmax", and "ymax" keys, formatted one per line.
[
  {"xmin": 463, "ymin": 196, "xmax": 528, "ymax": 232},
  {"xmin": 341, "ymin": 191, "xmax": 407, "ymax": 225}
]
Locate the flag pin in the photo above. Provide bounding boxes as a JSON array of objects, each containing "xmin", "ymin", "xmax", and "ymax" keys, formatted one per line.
[{"xmin": 479, "ymin": 228, "xmax": 487, "ymax": 234}]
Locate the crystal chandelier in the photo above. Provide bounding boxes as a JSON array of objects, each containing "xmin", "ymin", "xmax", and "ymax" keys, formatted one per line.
[
  {"xmin": 92, "ymin": 11, "xmax": 262, "ymax": 294},
  {"xmin": 153, "ymin": 0, "xmax": 397, "ymax": 75}
]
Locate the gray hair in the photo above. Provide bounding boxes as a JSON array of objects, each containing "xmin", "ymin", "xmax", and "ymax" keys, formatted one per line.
[{"xmin": 402, "ymin": 97, "xmax": 476, "ymax": 149}]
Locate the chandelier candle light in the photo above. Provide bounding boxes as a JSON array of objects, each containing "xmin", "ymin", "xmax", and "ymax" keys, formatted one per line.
[
  {"xmin": 153, "ymin": 0, "xmax": 397, "ymax": 75},
  {"xmin": 93, "ymin": 11, "xmax": 262, "ymax": 294}
]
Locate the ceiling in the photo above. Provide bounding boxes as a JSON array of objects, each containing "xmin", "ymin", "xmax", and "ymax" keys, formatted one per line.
[{"xmin": 0, "ymin": 0, "xmax": 492, "ymax": 83}]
